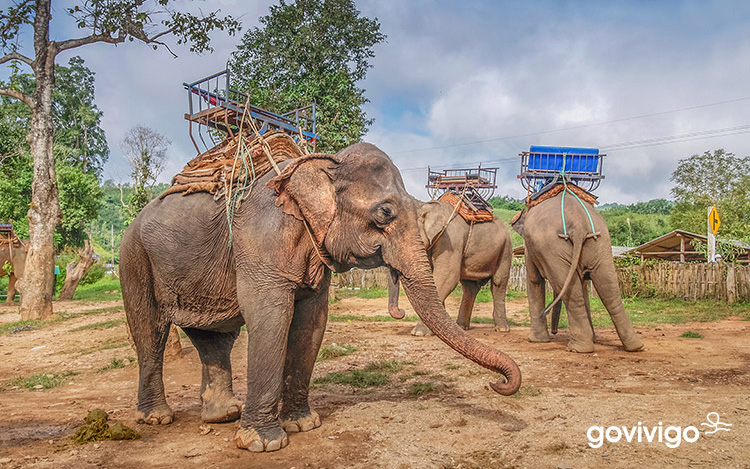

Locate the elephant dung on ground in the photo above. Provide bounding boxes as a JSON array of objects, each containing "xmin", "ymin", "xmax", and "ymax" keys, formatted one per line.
[
  {"xmin": 388, "ymin": 199, "xmax": 513, "ymax": 335},
  {"xmin": 0, "ymin": 238, "xmax": 28, "ymax": 304},
  {"xmin": 120, "ymin": 142, "xmax": 521, "ymax": 453},
  {"xmin": 511, "ymin": 189, "xmax": 644, "ymax": 353}
]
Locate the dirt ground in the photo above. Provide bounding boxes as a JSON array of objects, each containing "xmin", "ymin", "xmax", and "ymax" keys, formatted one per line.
[{"xmin": 0, "ymin": 295, "xmax": 748, "ymax": 469}]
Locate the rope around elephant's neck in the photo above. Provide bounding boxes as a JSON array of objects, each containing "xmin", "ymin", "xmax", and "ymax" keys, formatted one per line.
[{"xmin": 426, "ymin": 184, "xmax": 468, "ymax": 252}]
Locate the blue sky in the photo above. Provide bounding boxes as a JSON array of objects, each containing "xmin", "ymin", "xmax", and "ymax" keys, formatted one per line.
[{"xmin": 7, "ymin": 0, "xmax": 750, "ymax": 204}]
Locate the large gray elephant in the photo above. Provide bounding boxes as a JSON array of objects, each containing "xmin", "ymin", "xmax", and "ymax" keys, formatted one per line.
[
  {"xmin": 387, "ymin": 200, "xmax": 513, "ymax": 335},
  {"xmin": 1, "ymin": 239, "xmax": 27, "ymax": 304},
  {"xmin": 120, "ymin": 143, "xmax": 521, "ymax": 453},
  {"xmin": 511, "ymin": 190, "xmax": 644, "ymax": 353}
]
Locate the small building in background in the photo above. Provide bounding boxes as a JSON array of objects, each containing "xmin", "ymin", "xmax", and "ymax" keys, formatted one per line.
[{"xmin": 623, "ymin": 229, "xmax": 750, "ymax": 263}]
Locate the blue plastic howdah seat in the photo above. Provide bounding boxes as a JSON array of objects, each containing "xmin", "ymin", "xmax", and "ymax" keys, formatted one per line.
[
  {"xmin": 519, "ymin": 145, "xmax": 604, "ymax": 193},
  {"xmin": 527, "ymin": 146, "xmax": 599, "ymax": 173}
]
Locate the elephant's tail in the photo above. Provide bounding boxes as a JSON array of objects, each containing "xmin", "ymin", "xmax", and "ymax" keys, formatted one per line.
[{"xmin": 541, "ymin": 233, "xmax": 585, "ymax": 318}]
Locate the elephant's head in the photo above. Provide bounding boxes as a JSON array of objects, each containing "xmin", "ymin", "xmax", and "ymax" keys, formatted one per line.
[{"xmin": 268, "ymin": 143, "xmax": 521, "ymax": 395}]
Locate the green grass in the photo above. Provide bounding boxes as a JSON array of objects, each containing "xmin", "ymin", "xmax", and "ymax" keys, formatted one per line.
[
  {"xmin": 0, "ymin": 319, "xmax": 45, "ymax": 336},
  {"xmin": 317, "ymin": 343, "xmax": 357, "ymax": 361},
  {"xmin": 409, "ymin": 381, "xmax": 436, "ymax": 396},
  {"xmin": 680, "ymin": 331, "xmax": 703, "ymax": 339},
  {"xmin": 336, "ymin": 287, "xmax": 389, "ymax": 299},
  {"xmin": 538, "ymin": 292, "xmax": 750, "ymax": 329},
  {"xmin": 312, "ymin": 359, "xmax": 414, "ymax": 389},
  {"xmin": 313, "ymin": 369, "xmax": 390, "ymax": 388},
  {"xmin": 6, "ymin": 371, "xmax": 78, "ymax": 390},
  {"xmin": 72, "ymin": 278, "xmax": 122, "ymax": 301},
  {"xmin": 71, "ymin": 318, "xmax": 125, "ymax": 332},
  {"xmin": 492, "ymin": 208, "xmax": 524, "ymax": 247},
  {"xmin": 97, "ymin": 356, "xmax": 136, "ymax": 372}
]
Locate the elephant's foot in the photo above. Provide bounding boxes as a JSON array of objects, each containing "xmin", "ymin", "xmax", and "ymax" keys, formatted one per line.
[
  {"xmin": 410, "ymin": 322, "xmax": 433, "ymax": 337},
  {"xmin": 235, "ymin": 424, "xmax": 289, "ymax": 452},
  {"xmin": 528, "ymin": 330, "xmax": 550, "ymax": 343},
  {"xmin": 493, "ymin": 318, "xmax": 510, "ymax": 333},
  {"xmin": 456, "ymin": 319, "xmax": 471, "ymax": 331},
  {"xmin": 201, "ymin": 392, "xmax": 243, "ymax": 423},
  {"xmin": 622, "ymin": 336, "xmax": 645, "ymax": 352},
  {"xmin": 135, "ymin": 404, "xmax": 174, "ymax": 425},
  {"xmin": 281, "ymin": 409, "xmax": 321, "ymax": 433},
  {"xmin": 388, "ymin": 306, "xmax": 406, "ymax": 320},
  {"xmin": 567, "ymin": 340, "xmax": 595, "ymax": 353}
]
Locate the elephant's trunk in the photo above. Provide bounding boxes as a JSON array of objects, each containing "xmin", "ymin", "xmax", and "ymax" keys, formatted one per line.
[{"xmin": 393, "ymin": 242, "xmax": 521, "ymax": 395}]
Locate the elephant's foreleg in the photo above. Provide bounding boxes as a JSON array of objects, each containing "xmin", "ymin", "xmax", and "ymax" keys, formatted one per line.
[
  {"xmin": 280, "ymin": 283, "xmax": 329, "ymax": 433},
  {"xmin": 456, "ymin": 280, "xmax": 481, "ymax": 330},
  {"xmin": 550, "ymin": 291, "xmax": 562, "ymax": 335},
  {"xmin": 130, "ymin": 311, "xmax": 173, "ymax": 425},
  {"xmin": 387, "ymin": 274, "xmax": 405, "ymax": 319},
  {"xmin": 591, "ymin": 264, "xmax": 644, "ymax": 352},
  {"xmin": 526, "ymin": 260, "xmax": 550, "ymax": 343},
  {"xmin": 583, "ymin": 280, "xmax": 596, "ymax": 343},
  {"xmin": 236, "ymin": 284, "xmax": 295, "ymax": 452},
  {"xmin": 491, "ymin": 248, "xmax": 512, "ymax": 332},
  {"xmin": 182, "ymin": 327, "xmax": 242, "ymax": 423},
  {"xmin": 6, "ymin": 273, "xmax": 16, "ymax": 304}
]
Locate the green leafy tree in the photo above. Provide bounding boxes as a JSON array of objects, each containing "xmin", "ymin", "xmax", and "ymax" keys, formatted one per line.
[
  {"xmin": 0, "ymin": 0, "xmax": 240, "ymax": 319},
  {"xmin": 669, "ymin": 149, "xmax": 750, "ymax": 241},
  {"xmin": 229, "ymin": 0, "xmax": 385, "ymax": 153},
  {"xmin": 120, "ymin": 125, "xmax": 170, "ymax": 222}
]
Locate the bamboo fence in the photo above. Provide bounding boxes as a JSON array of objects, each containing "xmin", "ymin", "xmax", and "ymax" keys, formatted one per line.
[{"xmin": 338, "ymin": 263, "xmax": 750, "ymax": 302}]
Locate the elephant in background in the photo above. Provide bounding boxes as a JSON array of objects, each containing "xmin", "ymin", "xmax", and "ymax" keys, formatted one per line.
[
  {"xmin": 512, "ymin": 191, "xmax": 644, "ymax": 353},
  {"xmin": 1, "ymin": 239, "xmax": 28, "ymax": 304},
  {"xmin": 121, "ymin": 143, "xmax": 521, "ymax": 453},
  {"xmin": 388, "ymin": 200, "xmax": 513, "ymax": 335}
]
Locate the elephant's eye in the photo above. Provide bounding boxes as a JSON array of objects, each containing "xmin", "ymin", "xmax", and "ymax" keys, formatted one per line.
[{"xmin": 372, "ymin": 202, "xmax": 397, "ymax": 227}]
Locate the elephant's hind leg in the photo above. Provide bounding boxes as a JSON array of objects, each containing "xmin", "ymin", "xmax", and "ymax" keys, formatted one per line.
[
  {"xmin": 562, "ymin": 279, "xmax": 595, "ymax": 353},
  {"xmin": 490, "ymin": 251, "xmax": 512, "ymax": 332},
  {"xmin": 122, "ymin": 242, "xmax": 173, "ymax": 425},
  {"xmin": 456, "ymin": 280, "xmax": 481, "ymax": 330},
  {"xmin": 182, "ymin": 327, "xmax": 242, "ymax": 423},
  {"xmin": 6, "ymin": 273, "xmax": 17, "ymax": 304}
]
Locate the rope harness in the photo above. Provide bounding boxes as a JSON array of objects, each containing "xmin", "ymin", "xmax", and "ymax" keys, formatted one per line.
[
  {"xmin": 558, "ymin": 153, "xmax": 599, "ymax": 241},
  {"xmin": 228, "ymin": 97, "xmax": 334, "ymax": 271}
]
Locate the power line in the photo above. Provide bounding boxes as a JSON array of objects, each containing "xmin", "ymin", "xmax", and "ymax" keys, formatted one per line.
[
  {"xmin": 398, "ymin": 124, "xmax": 750, "ymax": 173},
  {"xmin": 390, "ymin": 96, "xmax": 750, "ymax": 155}
]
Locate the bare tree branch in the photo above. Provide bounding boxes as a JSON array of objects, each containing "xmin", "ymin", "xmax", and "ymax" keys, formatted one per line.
[
  {"xmin": 55, "ymin": 31, "xmax": 126, "ymax": 53},
  {"xmin": 0, "ymin": 86, "xmax": 33, "ymax": 107},
  {"xmin": 0, "ymin": 51, "xmax": 33, "ymax": 66}
]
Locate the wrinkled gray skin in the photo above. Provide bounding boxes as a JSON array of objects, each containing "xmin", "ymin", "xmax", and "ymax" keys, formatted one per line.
[
  {"xmin": 120, "ymin": 143, "xmax": 521, "ymax": 453},
  {"xmin": 0, "ymin": 241, "xmax": 27, "ymax": 304},
  {"xmin": 387, "ymin": 200, "xmax": 513, "ymax": 335},
  {"xmin": 512, "ymin": 193, "xmax": 644, "ymax": 353}
]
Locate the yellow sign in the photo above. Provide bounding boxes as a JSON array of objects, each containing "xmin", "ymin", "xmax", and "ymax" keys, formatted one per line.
[{"xmin": 709, "ymin": 206, "xmax": 721, "ymax": 235}]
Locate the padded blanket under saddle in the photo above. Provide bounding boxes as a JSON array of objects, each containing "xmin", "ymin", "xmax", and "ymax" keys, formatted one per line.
[
  {"xmin": 525, "ymin": 183, "xmax": 598, "ymax": 210},
  {"xmin": 438, "ymin": 192, "xmax": 495, "ymax": 223},
  {"xmin": 161, "ymin": 131, "xmax": 305, "ymax": 199}
]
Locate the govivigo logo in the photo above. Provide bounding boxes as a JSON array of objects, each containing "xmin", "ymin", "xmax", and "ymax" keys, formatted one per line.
[{"xmin": 587, "ymin": 412, "xmax": 732, "ymax": 449}]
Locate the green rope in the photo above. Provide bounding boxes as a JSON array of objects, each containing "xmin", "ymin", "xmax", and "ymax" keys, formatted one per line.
[
  {"xmin": 559, "ymin": 153, "xmax": 596, "ymax": 236},
  {"xmin": 226, "ymin": 137, "xmax": 258, "ymax": 244}
]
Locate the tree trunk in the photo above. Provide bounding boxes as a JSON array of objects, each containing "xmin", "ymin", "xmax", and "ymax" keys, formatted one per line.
[
  {"xmin": 164, "ymin": 325, "xmax": 183, "ymax": 359},
  {"xmin": 57, "ymin": 240, "xmax": 95, "ymax": 301},
  {"xmin": 19, "ymin": 0, "xmax": 62, "ymax": 320}
]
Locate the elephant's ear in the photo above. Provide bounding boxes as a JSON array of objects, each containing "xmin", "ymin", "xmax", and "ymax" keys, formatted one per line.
[
  {"xmin": 510, "ymin": 209, "xmax": 526, "ymax": 237},
  {"xmin": 419, "ymin": 201, "xmax": 448, "ymax": 247},
  {"xmin": 267, "ymin": 154, "xmax": 340, "ymax": 245}
]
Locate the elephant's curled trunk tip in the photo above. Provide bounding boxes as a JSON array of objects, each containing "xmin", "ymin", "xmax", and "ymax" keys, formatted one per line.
[{"xmin": 489, "ymin": 365, "xmax": 522, "ymax": 396}]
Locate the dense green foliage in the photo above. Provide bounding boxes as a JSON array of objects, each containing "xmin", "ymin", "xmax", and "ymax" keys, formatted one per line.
[
  {"xmin": 669, "ymin": 149, "xmax": 750, "ymax": 242},
  {"xmin": 0, "ymin": 57, "xmax": 107, "ymax": 245},
  {"xmin": 229, "ymin": 0, "xmax": 385, "ymax": 152}
]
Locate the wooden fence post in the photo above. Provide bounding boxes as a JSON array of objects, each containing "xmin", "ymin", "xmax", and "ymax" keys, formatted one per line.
[{"xmin": 727, "ymin": 263, "xmax": 737, "ymax": 304}]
